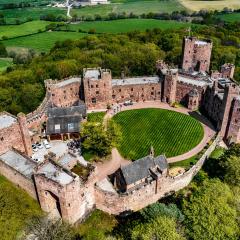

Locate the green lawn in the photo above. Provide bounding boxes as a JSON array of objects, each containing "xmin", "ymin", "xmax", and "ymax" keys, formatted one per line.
[
  {"xmin": 0, "ymin": 20, "xmax": 49, "ymax": 39},
  {"xmin": 169, "ymin": 155, "xmax": 198, "ymax": 169},
  {"xmin": 0, "ymin": 58, "xmax": 13, "ymax": 72},
  {"xmin": 72, "ymin": 0, "xmax": 186, "ymax": 18},
  {"xmin": 65, "ymin": 19, "xmax": 193, "ymax": 33},
  {"xmin": 113, "ymin": 108, "xmax": 204, "ymax": 160},
  {"xmin": 3, "ymin": 31, "xmax": 87, "ymax": 52},
  {"xmin": 217, "ymin": 13, "xmax": 240, "ymax": 22},
  {"xmin": 0, "ymin": 175, "xmax": 42, "ymax": 240},
  {"xmin": 87, "ymin": 111, "xmax": 106, "ymax": 123}
]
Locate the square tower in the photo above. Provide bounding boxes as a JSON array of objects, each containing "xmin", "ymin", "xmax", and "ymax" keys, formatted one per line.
[{"xmin": 182, "ymin": 37, "xmax": 212, "ymax": 73}]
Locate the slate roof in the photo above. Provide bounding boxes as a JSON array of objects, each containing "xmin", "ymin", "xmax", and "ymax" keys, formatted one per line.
[
  {"xmin": 46, "ymin": 104, "xmax": 86, "ymax": 135},
  {"xmin": 120, "ymin": 155, "xmax": 168, "ymax": 185}
]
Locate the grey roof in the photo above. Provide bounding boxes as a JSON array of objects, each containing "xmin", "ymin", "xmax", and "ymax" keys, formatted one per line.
[
  {"xmin": 84, "ymin": 69, "xmax": 101, "ymax": 80},
  {"xmin": 38, "ymin": 163, "xmax": 73, "ymax": 185},
  {"xmin": 189, "ymin": 88, "xmax": 199, "ymax": 97},
  {"xmin": 54, "ymin": 77, "xmax": 81, "ymax": 88},
  {"xmin": 120, "ymin": 155, "xmax": 168, "ymax": 185},
  {"xmin": 112, "ymin": 76, "xmax": 159, "ymax": 86},
  {"xmin": 46, "ymin": 104, "xmax": 86, "ymax": 135},
  {"xmin": 0, "ymin": 150, "xmax": 36, "ymax": 178},
  {"xmin": 178, "ymin": 75, "xmax": 209, "ymax": 87},
  {"xmin": 0, "ymin": 113, "xmax": 17, "ymax": 129}
]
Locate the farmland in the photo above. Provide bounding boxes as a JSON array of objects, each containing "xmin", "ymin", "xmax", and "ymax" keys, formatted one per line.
[
  {"xmin": 0, "ymin": 58, "xmax": 13, "ymax": 72},
  {"xmin": 179, "ymin": 0, "xmax": 240, "ymax": 11},
  {"xmin": 113, "ymin": 108, "xmax": 204, "ymax": 160},
  {"xmin": 3, "ymin": 31, "xmax": 87, "ymax": 52},
  {"xmin": 64, "ymin": 19, "xmax": 193, "ymax": 34},
  {"xmin": 218, "ymin": 12, "xmax": 240, "ymax": 22}
]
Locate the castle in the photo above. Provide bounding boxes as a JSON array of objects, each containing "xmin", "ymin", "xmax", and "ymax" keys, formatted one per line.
[{"xmin": 0, "ymin": 36, "xmax": 238, "ymax": 224}]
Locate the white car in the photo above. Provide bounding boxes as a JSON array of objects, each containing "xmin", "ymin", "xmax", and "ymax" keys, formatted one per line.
[
  {"xmin": 32, "ymin": 144, "xmax": 38, "ymax": 152},
  {"xmin": 36, "ymin": 142, "xmax": 43, "ymax": 149},
  {"xmin": 43, "ymin": 140, "xmax": 51, "ymax": 149}
]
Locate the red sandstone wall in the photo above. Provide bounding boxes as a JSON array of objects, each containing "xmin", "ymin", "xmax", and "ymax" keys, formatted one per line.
[
  {"xmin": 0, "ymin": 160, "xmax": 37, "ymax": 199},
  {"xmin": 0, "ymin": 122, "xmax": 25, "ymax": 155},
  {"xmin": 47, "ymin": 81, "xmax": 81, "ymax": 108},
  {"xmin": 112, "ymin": 83, "xmax": 161, "ymax": 103}
]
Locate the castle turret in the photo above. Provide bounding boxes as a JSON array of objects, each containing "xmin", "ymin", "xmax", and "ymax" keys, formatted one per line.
[
  {"xmin": 162, "ymin": 69, "xmax": 178, "ymax": 105},
  {"xmin": 188, "ymin": 89, "xmax": 199, "ymax": 111},
  {"xmin": 17, "ymin": 113, "xmax": 32, "ymax": 157},
  {"xmin": 219, "ymin": 83, "xmax": 239, "ymax": 139},
  {"xmin": 182, "ymin": 37, "xmax": 212, "ymax": 73}
]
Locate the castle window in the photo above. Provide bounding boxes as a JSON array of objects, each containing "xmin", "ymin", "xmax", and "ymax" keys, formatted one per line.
[
  {"xmin": 121, "ymin": 96, "xmax": 124, "ymax": 98},
  {"xmin": 119, "ymin": 89, "xmax": 121, "ymax": 92},
  {"xmin": 104, "ymin": 84, "xmax": 106, "ymax": 87},
  {"xmin": 130, "ymin": 95, "xmax": 134, "ymax": 98},
  {"xmin": 92, "ymin": 98, "xmax": 96, "ymax": 104},
  {"xmin": 142, "ymin": 88, "xmax": 144, "ymax": 91},
  {"xmin": 96, "ymin": 91, "xmax": 99, "ymax": 95},
  {"xmin": 1, "ymin": 137, "xmax": 3, "ymax": 141},
  {"xmin": 55, "ymin": 124, "xmax": 61, "ymax": 133},
  {"xmin": 96, "ymin": 84, "xmax": 99, "ymax": 88},
  {"xmin": 91, "ymin": 85, "xmax": 94, "ymax": 88},
  {"xmin": 151, "ymin": 92, "xmax": 154, "ymax": 95},
  {"xmin": 112, "ymin": 95, "xmax": 116, "ymax": 99},
  {"xmin": 237, "ymin": 108, "xmax": 240, "ymax": 112},
  {"xmin": 142, "ymin": 94, "xmax": 144, "ymax": 97},
  {"xmin": 68, "ymin": 203, "xmax": 71, "ymax": 207},
  {"xmin": 70, "ymin": 88, "xmax": 72, "ymax": 90},
  {"xmin": 131, "ymin": 88, "xmax": 133, "ymax": 91},
  {"xmin": 52, "ymin": 94, "xmax": 55, "ymax": 96},
  {"xmin": 63, "ymin": 90, "xmax": 66, "ymax": 93},
  {"xmin": 158, "ymin": 91, "xmax": 160, "ymax": 95},
  {"xmin": 152, "ymin": 87, "xmax": 154, "ymax": 90}
]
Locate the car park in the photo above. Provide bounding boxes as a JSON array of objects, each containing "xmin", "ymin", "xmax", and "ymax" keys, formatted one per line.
[{"xmin": 32, "ymin": 144, "xmax": 38, "ymax": 152}]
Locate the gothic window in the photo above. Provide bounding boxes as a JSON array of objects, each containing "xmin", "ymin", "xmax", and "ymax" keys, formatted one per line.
[{"xmin": 92, "ymin": 98, "xmax": 96, "ymax": 103}]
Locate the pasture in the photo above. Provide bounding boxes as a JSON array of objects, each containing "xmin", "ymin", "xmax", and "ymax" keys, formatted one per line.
[
  {"xmin": 66, "ymin": 19, "xmax": 193, "ymax": 33},
  {"xmin": 113, "ymin": 108, "xmax": 204, "ymax": 160},
  {"xmin": 3, "ymin": 31, "xmax": 87, "ymax": 52},
  {"xmin": 218, "ymin": 12, "xmax": 240, "ymax": 22},
  {"xmin": 179, "ymin": 0, "xmax": 240, "ymax": 11},
  {"xmin": 72, "ymin": 0, "xmax": 185, "ymax": 18},
  {"xmin": 0, "ymin": 58, "xmax": 13, "ymax": 72},
  {"xmin": 0, "ymin": 20, "xmax": 49, "ymax": 39}
]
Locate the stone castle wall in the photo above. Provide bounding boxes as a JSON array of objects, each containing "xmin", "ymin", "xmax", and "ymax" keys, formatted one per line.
[
  {"xmin": 95, "ymin": 135, "xmax": 219, "ymax": 215},
  {"xmin": 0, "ymin": 159, "xmax": 37, "ymax": 199},
  {"xmin": 112, "ymin": 83, "xmax": 161, "ymax": 103}
]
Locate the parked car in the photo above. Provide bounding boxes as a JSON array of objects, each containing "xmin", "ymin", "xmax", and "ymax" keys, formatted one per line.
[
  {"xmin": 43, "ymin": 139, "xmax": 51, "ymax": 149},
  {"xmin": 36, "ymin": 142, "xmax": 43, "ymax": 149},
  {"xmin": 32, "ymin": 144, "xmax": 38, "ymax": 152},
  {"xmin": 123, "ymin": 100, "xmax": 133, "ymax": 106}
]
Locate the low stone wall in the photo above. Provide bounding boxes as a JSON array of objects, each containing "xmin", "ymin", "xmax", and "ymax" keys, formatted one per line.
[
  {"xmin": 0, "ymin": 160, "xmax": 37, "ymax": 199},
  {"xmin": 95, "ymin": 135, "xmax": 219, "ymax": 215}
]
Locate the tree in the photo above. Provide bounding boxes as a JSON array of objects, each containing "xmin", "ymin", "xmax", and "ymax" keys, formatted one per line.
[
  {"xmin": 22, "ymin": 217, "xmax": 75, "ymax": 240},
  {"xmin": 0, "ymin": 42, "xmax": 7, "ymax": 57},
  {"xmin": 140, "ymin": 202, "xmax": 184, "ymax": 223},
  {"xmin": 131, "ymin": 216, "xmax": 185, "ymax": 240},
  {"xmin": 182, "ymin": 179, "xmax": 239, "ymax": 240}
]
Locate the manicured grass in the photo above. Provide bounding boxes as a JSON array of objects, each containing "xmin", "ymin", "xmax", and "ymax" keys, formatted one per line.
[
  {"xmin": 170, "ymin": 155, "xmax": 198, "ymax": 169},
  {"xmin": 66, "ymin": 19, "xmax": 193, "ymax": 33},
  {"xmin": 87, "ymin": 111, "xmax": 106, "ymax": 123},
  {"xmin": 3, "ymin": 31, "xmax": 87, "ymax": 52},
  {"xmin": 0, "ymin": 20, "xmax": 49, "ymax": 39},
  {"xmin": 179, "ymin": 0, "xmax": 240, "ymax": 11},
  {"xmin": 113, "ymin": 108, "xmax": 204, "ymax": 160},
  {"xmin": 210, "ymin": 147, "xmax": 225, "ymax": 159},
  {"xmin": 72, "ymin": 0, "xmax": 186, "ymax": 18},
  {"xmin": 217, "ymin": 12, "xmax": 240, "ymax": 22},
  {"xmin": 0, "ymin": 58, "xmax": 13, "ymax": 72},
  {"xmin": 0, "ymin": 174, "xmax": 42, "ymax": 240}
]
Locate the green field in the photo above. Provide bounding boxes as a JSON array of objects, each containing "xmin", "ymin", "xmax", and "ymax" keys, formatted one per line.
[
  {"xmin": 0, "ymin": 175, "xmax": 42, "ymax": 240},
  {"xmin": 1, "ymin": 7, "xmax": 65, "ymax": 24},
  {"xmin": 66, "ymin": 19, "xmax": 193, "ymax": 33},
  {"xmin": 3, "ymin": 31, "xmax": 87, "ymax": 52},
  {"xmin": 113, "ymin": 108, "xmax": 204, "ymax": 160},
  {"xmin": 0, "ymin": 20, "xmax": 49, "ymax": 39},
  {"xmin": 218, "ymin": 13, "xmax": 240, "ymax": 22},
  {"xmin": 72, "ymin": 0, "xmax": 185, "ymax": 18},
  {"xmin": 0, "ymin": 58, "xmax": 13, "ymax": 72}
]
